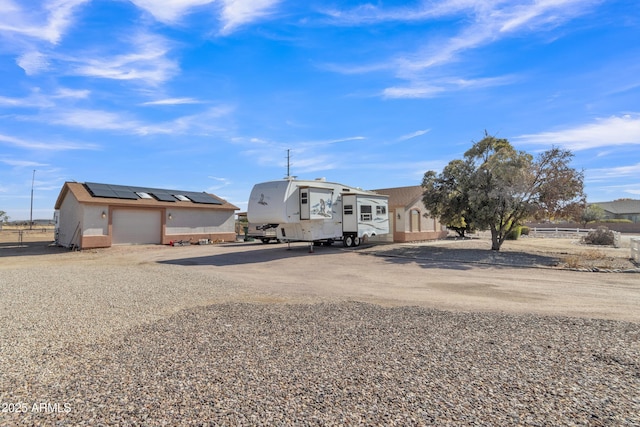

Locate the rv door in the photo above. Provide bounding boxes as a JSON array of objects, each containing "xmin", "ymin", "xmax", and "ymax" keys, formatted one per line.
[{"xmin": 342, "ymin": 194, "xmax": 357, "ymax": 233}]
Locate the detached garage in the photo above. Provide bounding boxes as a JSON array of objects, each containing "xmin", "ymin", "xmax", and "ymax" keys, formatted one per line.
[{"xmin": 54, "ymin": 182, "xmax": 239, "ymax": 250}]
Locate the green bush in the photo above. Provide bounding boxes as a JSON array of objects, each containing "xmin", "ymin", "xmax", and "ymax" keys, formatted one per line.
[
  {"xmin": 583, "ymin": 226, "xmax": 615, "ymax": 246},
  {"xmin": 506, "ymin": 226, "xmax": 522, "ymax": 240},
  {"xmin": 601, "ymin": 219, "xmax": 633, "ymax": 224},
  {"xmin": 519, "ymin": 225, "xmax": 530, "ymax": 236}
]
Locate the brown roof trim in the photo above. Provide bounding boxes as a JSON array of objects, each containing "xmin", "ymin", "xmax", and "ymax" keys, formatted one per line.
[{"xmin": 55, "ymin": 182, "xmax": 239, "ymax": 211}]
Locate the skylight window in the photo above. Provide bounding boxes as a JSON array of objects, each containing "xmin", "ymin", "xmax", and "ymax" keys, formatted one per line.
[
  {"xmin": 136, "ymin": 192, "xmax": 153, "ymax": 199},
  {"xmin": 174, "ymin": 194, "xmax": 190, "ymax": 202}
]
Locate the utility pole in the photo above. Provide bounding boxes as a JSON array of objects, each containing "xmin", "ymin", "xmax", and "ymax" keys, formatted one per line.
[
  {"xmin": 286, "ymin": 149, "xmax": 291, "ymax": 178},
  {"xmin": 29, "ymin": 169, "xmax": 36, "ymax": 230}
]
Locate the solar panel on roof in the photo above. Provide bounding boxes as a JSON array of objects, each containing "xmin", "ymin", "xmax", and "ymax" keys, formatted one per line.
[
  {"xmin": 185, "ymin": 192, "xmax": 222, "ymax": 205},
  {"xmin": 84, "ymin": 182, "xmax": 222, "ymax": 204},
  {"xmin": 151, "ymin": 193, "xmax": 177, "ymax": 202},
  {"xmin": 113, "ymin": 190, "xmax": 139, "ymax": 200},
  {"xmin": 84, "ymin": 183, "xmax": 118, "ymax": 198}
]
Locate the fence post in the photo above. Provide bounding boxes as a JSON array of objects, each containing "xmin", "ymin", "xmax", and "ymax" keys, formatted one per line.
[{"xmin": 631, "ymin": 238, "xmax": 640, "ymax": 263}]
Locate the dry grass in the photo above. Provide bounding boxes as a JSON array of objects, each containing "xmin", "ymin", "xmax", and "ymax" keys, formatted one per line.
[
  {"xmin": 562, "ymin": 250, "xmax": 616, "ymax": 270},
  {"xmin": 0, "ymin": 226, "xmax": 55, "ymax": 244}
]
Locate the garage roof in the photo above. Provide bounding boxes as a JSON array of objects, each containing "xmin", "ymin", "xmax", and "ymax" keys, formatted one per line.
[{"xmin": 55, "ymin": 181, "xmax": 239, "ymax": 211}]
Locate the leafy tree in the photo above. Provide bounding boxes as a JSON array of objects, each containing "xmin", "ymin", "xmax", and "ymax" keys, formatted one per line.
[
  {"xmin": 580, "ymin": 204, "xmax": 605, "ymax": 227},
  {"xmin": 0, "ymin": 210, "xmax": 8, "ymax": 223},
  {"xmin": 422, "ymin": 133, "xmax": 584, "ymax": 251},
  {"xmin": 422, "ymin": 160, "xmax": 476, "ymax": 237}
]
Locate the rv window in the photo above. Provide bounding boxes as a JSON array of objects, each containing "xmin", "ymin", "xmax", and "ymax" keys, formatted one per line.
[
  {"xmin": 376, "ymin": 206, "xmax": 387, "ymax": 215},
  {"xmin": 344, "ymin": 205, "xmax": 353, "ymax": 215},
  {"xmin": 301, "ymin": 191, "xmax": 308, "ymax": 204},
  {"xmin": 360, "ymin": 205, "xmax": 372, "ymax": 221}
]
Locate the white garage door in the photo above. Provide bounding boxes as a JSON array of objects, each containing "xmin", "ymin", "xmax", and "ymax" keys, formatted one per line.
[{"xmin": 112, "ymin": 209, "xmax": 161, "ymax": 245}]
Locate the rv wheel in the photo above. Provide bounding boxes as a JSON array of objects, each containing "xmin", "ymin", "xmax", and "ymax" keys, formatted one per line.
[
  {"xmin": 353, "ymin": 236, "xmax": 361, "ymax": 246},
  {"xmin": 344, "ymin": 235, "xmax": 354, "ymax": 247}
]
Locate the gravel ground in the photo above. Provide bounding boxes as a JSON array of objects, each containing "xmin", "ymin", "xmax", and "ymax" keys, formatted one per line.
[
  {"xmin": 2, "ymin": 300, "xmax": 639, "ymax": 426},
  {"xmin": 1, "ymin": 238, "xmax": 639, "ymax": 425}
]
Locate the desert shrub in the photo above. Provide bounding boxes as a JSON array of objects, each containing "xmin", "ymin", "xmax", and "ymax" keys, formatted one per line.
[
  {"xmin": 563, "ymin": 254, "xmax": 581, "ymax": 269},
  {"xmin": 582, "ymin": 226, "xmax": 615, "ymax": 246},
  {"xmin": 506, "ymin": 226, "xmax": 522, "ymax": 240},
  {"xmin": 601, "ymin": 219, "xmax": 633, "ymax": 224},
  {"xmin": 519, "ymin": 226, "xmax": 530, "ymax": 236},
  {"xmin": 563, "ymin": 251, "xmax": 614, "ymax": 269}
]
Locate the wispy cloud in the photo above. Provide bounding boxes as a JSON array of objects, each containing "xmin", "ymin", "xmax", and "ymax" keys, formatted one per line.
[
  {"xmin": 128, "ymin": 0, "xmax": 281, "ymax": 34},
  {"xmin": 585, "ymin": 180, "xmax": 640, "ymax": 199},
  {"xmin": 515, "ymin": 114, "xmax": 640, "ymax": 150},
  {"xmin": 68, "ymin": 32, "xmax": 179, "ymax": 85},
  {"xmin": 40, "ymin": 108, "xmax": 142, "ymax": 132},
  {"xmin": 129, "ymin": 0, "xmax": 214, "ymax": 24},
  {"xmin": 0, "ymin": 158, "xmax": 48, "ymax": 168},
  {"xmin": 396, "ymin": 0, "xmax": 596, "ymax": 73},
  {"xmin": 297, "ymin": 136, "xmax": 365, "ymax": 148},
  {"xmin": 0, "ymin": 133, "xmax": 97, "ymax": 151},
  {"xmin": 398, "ymin": 129, "xmax": 430, "ymax": 141},
  {"xmin": 383, "ymin": 85, "xmax": 445, "ymax": 99},
  {"xmin": 53, "ymin": 87, "xmax": 90, "ymax": 99},
  {"xmin": 238, "ymin": 135, "xmax": 364, "ymax": 175},
  {"xmin": 0, "ymin": 89, "xmax": 58, "ymax": 108},
  {"xmin": 135, "ymin": 105, "xmax": 235, "ymax": 135},
  {"xmin": 141, "ymin": 98, "xmax": 203, "ymax": 106},
  {"xmin": 323, "ymin": 0, "xmax": 598, "ymax": 97},
  {"xmin": 0, "ymin": 0, "xmax": 89, "ymax": 44},
  {"xmin": 0, "ymin": 87, "xmax": 88, "ymax": 109},
  {"xmin": 207, "ymin": 176, "xmax": 231, "ymax": 191},
  {"xmin": 16, "ymin": 51, "xmax": 50, "ymax": 75},
  {"xmin": 382, "ymin": 75, "xmax": 516, "ymax": 99},
  {"xmin": 219, "ymin": 0, "xmax": 282, "ymax": 35},
  {"xmin": 587, "ymin": 162, "xmax": 640, "ymax": 180},
  {"xmin": 14, "ymin": 103, "xmax": 235, "ymax": 136}
]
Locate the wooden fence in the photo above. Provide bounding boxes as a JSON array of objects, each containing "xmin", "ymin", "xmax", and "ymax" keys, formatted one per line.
[
  {"xmin": 529, "ymin": 227, "xmax": 594, "ymax": 238},
  {"xmin": 528, "ymin": 227, "xmax": 621, "ymax": 248}
]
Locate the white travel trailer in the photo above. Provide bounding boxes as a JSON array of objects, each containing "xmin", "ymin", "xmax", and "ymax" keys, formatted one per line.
[{"xmin": 247, "ymin": 178, "xmax": 389, "ymax": 247}]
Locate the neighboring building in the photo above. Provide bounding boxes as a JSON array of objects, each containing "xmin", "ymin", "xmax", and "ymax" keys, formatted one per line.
[
  {"xmin": 54, "ymin": 182, "xmax": 239, "ymax": 249},
  {"xmin": 371, "ymin": 185, "xmax": 448, "ymax": 243},
  {"xmin": 590, "ymin": 199, "xmax": 640, "ymax": 223}
]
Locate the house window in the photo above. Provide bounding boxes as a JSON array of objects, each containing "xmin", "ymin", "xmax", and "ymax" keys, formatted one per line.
[
  {"xmin": 376, "ymin": 205, "xmax": 386, "ymax": 215},
  {"xmin": 361, "ymin": 205, "xmax": 372, "ymax": 221},
  {"xmin": 344, "ymin": 205, "xmax": 353, "ymax": 215},
  {"xmin": 301, "ymin": 191, "xmax": 308, "ymax": 204}
]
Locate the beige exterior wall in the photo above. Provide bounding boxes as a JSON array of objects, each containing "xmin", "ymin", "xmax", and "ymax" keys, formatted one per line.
[
  {"xmin": 163, "ymin": 208, "xmax": 237, "ymax": 244},
  {"xmin": 165, "ymin": 208, "xmax": 235, "ymax": 234},
  {"xmin": 82, "ymin": 205, "xmax": 110, "ymax": 236},
  {"xmin": 392, "ymin": 200, "xmax": 447, "ymax": 243},
  {"xmin": 56, "ymin": 193, "xmax": 83, "ymax": 248},
  {"xmin": 55, "ymin": 182, "xmax": 239, "ymax": 249},
  {"xmin": 58, "ymin": 199, "xmax": 236, "ymax": 249}
]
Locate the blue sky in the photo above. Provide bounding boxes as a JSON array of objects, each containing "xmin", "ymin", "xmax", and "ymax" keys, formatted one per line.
[{"xmin": 1, "ymin": 0, "xmax": 639, "ymax": 220}]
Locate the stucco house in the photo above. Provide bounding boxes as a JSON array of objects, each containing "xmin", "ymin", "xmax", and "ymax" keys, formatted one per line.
[
  {"xmin": 590, "ymin": 199, "xmax": 640, "ymax": 223},
  {"xmin": 371, "ymin": 185, "xmax": 448, "ymax": 243},
  {"xmin": 54, "ymin": 182, "xmax": 239, "ymax": 249}
]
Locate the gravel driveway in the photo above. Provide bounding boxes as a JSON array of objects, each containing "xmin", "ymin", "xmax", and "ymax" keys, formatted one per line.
[{"xmin": 1, "ymin": 239, "xmax": 639, "ymax": 425}]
